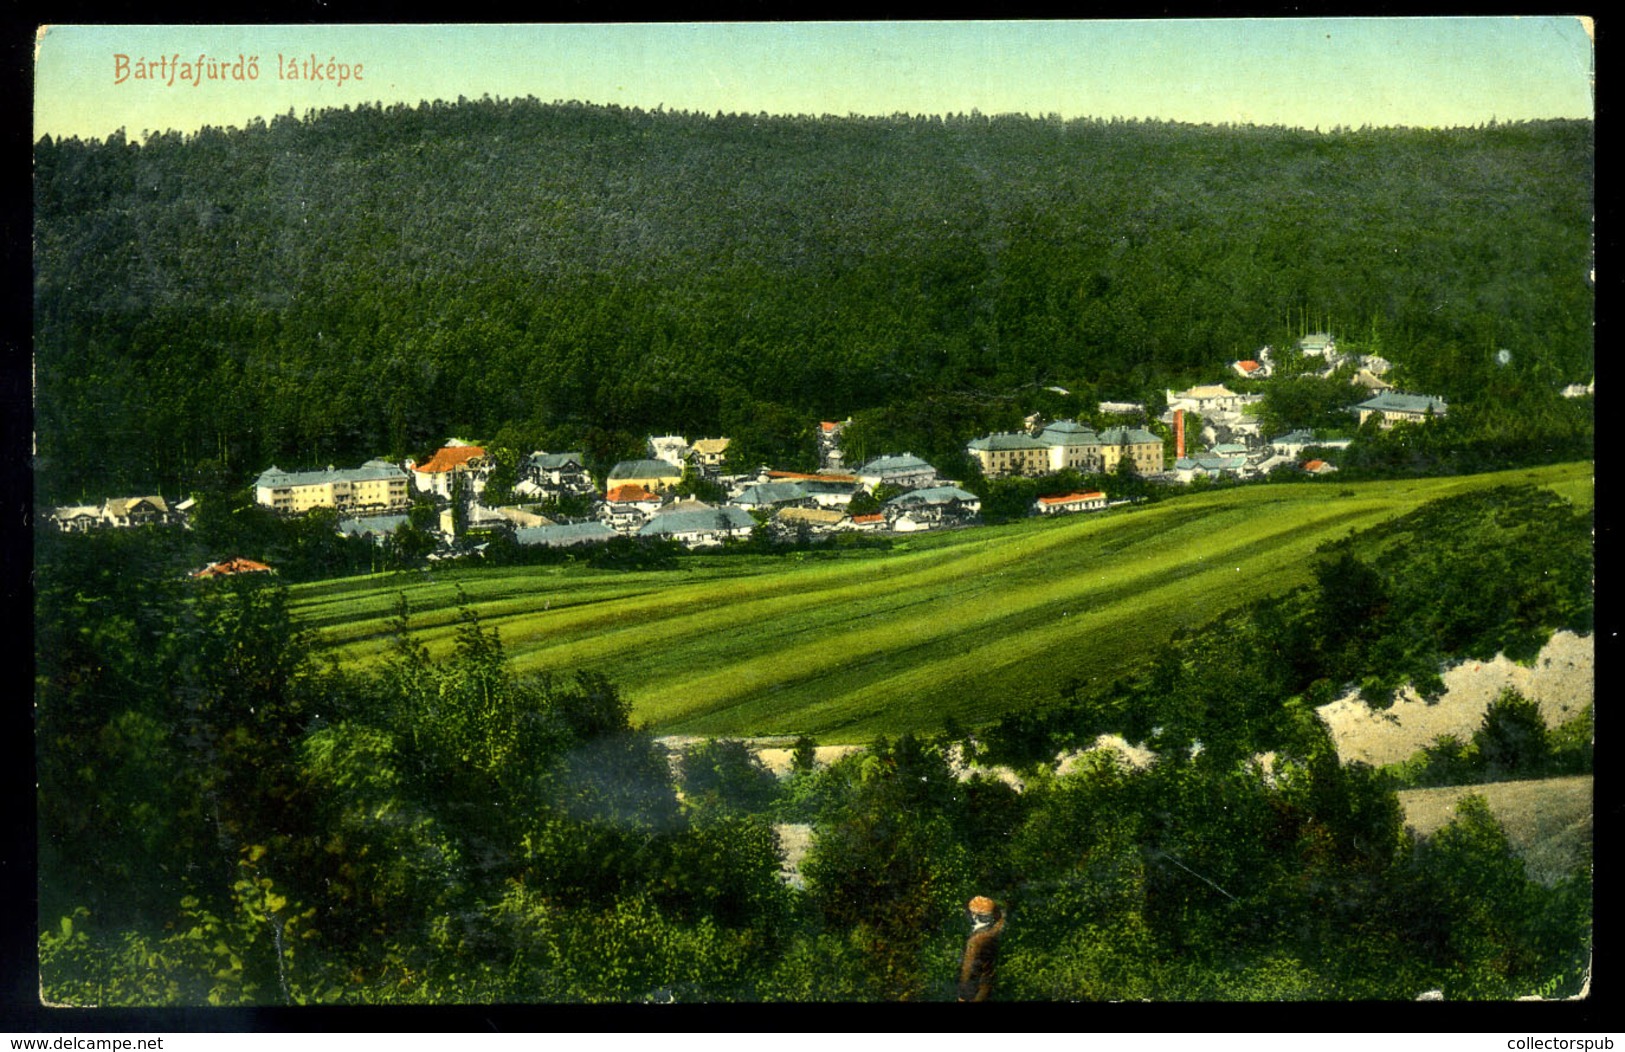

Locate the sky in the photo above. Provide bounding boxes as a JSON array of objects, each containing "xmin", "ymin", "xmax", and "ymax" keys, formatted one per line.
[{"xmin": 33, "ymin": 19, "xmax": 1595, "ymax": 142}]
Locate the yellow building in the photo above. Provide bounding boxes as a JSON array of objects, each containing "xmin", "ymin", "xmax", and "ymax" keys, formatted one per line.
[{"xmin": 254, "ymin": 460, "xmax": 410, "ymax": 514}]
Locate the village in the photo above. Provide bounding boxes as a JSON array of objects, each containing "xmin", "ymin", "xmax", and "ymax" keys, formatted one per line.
[{"xmin": 48, "ymin": 331, "xmax": 1508, "ymax": 568}]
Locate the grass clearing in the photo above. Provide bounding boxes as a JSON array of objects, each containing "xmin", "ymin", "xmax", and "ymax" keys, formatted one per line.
[{"xmin": 294, "ymin": 464, "xmax": 1592, "ymax": 740}]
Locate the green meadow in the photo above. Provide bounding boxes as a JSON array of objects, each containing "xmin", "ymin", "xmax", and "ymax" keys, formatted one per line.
[{"xmin": 293, "ymin": 464, "xmax": 1592, "ymax": 741}]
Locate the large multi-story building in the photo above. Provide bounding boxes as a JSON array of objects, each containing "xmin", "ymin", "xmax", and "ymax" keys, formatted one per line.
[
  {"xmin": 965, "ymin": 419, "xmax": 1162, "ymax": 479},
  {"xmin": 1096, "ymin": 427, "xmax": 1166, "ymax": 475},
  {"xmin": 1355, "ymin": 392, "xmax": 1449, "ymax": 429},
  {"xmin": 409, "ymin": 443, "xmax": 492, "ymax": 500},
  {"xmin": 965, "ymin": 432, "xmax": 1052, "ymax": 478},
  {"xmin": 255, "ymin": 460, "xmax": 411, "ymax": 514}
]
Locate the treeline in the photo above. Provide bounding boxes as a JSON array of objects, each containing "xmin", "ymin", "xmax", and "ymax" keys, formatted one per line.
[
  {"xmin": 34, "ymin": 99, "xmax": 1592, "ymax": 503},
  {"xmin": 36, "ymin": 484, "xmax": 1592, "ymax": 1002}
]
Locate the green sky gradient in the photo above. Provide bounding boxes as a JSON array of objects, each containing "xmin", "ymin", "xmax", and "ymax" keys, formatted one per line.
[{"xmin": 34, "ymin": 19, "xmax": 1594, "ymax": 142}]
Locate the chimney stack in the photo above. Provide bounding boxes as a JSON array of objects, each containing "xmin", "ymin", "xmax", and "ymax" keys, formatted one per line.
[{"xmin": 1175, "ymin": 409, "xmax": 1185, "ymax": 460}]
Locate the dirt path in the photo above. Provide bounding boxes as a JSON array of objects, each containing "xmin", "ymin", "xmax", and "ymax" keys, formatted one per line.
[{"xmin": 1396, "ymin": 774, "xmax": 1592, "ymax": 886}]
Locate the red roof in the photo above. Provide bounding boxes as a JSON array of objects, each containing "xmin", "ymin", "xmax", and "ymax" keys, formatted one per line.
[
  {"xmin": 191, "ymin": 557, "xmax": 275, "ymax": 578},
  {"xmin": 851, "ymin": 513, "xmax": 885, "ymax": 524},
  {"xmin": 1302, "ymin": 459, "xmax": 1329, "ymax": 472},
  {"xmin": 1037, "ymin": 491, "xmax": 1106, "ymax": 506},
  {"xmin": 820, "ymin": 421, "xmax": 840, "ymax": 432},
  {"xmin": 415, "ymin": 445, "xmax": 487, "ymax": 474},
  {"xmin": 1235, "ymin": 360, "xmax": 1260, "ymax": 372},
  {"xmin": 607, "ymin": 484, "xmax": 660, "ymax": 503}
]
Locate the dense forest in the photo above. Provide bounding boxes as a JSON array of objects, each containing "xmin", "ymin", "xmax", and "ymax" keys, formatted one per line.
[
  {"xmin": 34, "ymin": 484, "xmax": 1592, "ymax": 1003},
  {"xmin": 34, "ymin": 99, "xmax": 1593, "ymax": 502}
]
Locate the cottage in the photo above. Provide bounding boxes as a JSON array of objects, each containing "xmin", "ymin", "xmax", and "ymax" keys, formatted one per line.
[
  {"xmin": 1355, "ymin": 392, "xmax": 1448, "ymax": 428},
  {"xmin": 637, "ymin": 503, "xmax": 757, "ymax": 548},
  {"xmin": 514, "ymin": 522, "xmax": 619, "ymax": 549},
  {"xmin": 1033, "ymin": 491, "xmax": 1108, "ymax": 515},
  {"xmin": 607, "ymin": 458, "xmax": 685, "ymax": 494},
  {"xmin": 817, "ymin": 419, "xmax": 851, "ymax": 470},
  {"xmin": 856, "ymin": 453, "xmax": 940, "ymax": 492},
  {"xmin": 883, "ymin": 485, "xmax": 981, "ymax": 532},
  {"xmin": 49, "ymin": 504, "xmax": 104, "ymax": 533},
  {"xmin": 733, "ymin": 481, "xmax": 811, "ymax": 511},
  {"xmin": 648, "ymin": 435, "xmax": 691, "ymax": 465},
  {"xmin": 408, "ymin": 443, "xmax": 492, "ymax": 500},
  {"xmin": 1231, "ymin": 359, "xmax": 1266, "ymax": 380},
  {"xmin": 846, "ymin": 512, "xmax": 888, "ymax": 532},
  {"xmin": 1302, "ymin": 459, "xmax": 1339, "ymax": 475},
  {"xmin": 1350, "ymin": 369, "xmax": 1394, "ymax": 392}
]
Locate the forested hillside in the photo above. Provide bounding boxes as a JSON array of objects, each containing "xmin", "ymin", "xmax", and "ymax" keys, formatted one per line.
[{"xmin": 34, "ymin": 100, "xmax": 1592, "ymax": 502}]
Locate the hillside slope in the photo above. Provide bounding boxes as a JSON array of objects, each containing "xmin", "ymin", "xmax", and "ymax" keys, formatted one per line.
[{"xmin": 295, "ymin": 464, "xmax": 1590, "ymax": 739}]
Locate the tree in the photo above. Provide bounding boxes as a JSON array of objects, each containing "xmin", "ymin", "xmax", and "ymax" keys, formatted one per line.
[{"xmin": 1473, "ymin": 688, "xmax": 1551, "ymax": 780}]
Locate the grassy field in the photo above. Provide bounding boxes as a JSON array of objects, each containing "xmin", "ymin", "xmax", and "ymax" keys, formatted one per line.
[{"xmin": 293, "ymin": 464, "xmax": 1592, "ymax": 741}]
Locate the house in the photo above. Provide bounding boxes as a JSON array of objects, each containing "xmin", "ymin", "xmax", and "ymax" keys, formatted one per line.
[
  {"xmin": 1096, "ymin": 427, "xmax": 1165, "ymax": 475},
  {"xmin": 883, "ymin": 485, "xmax": 981, "ymax": 532},
  {"xmin": 1166, "ymin": 384, "xmax": 1257, "ymax": 415},
  {"xmin": 49, "ymin": 504, "xmax": 104, "ymax": 532},
  {"xmin": 1033, "ymin": 491, "xmax": 1108, "ymax": 515},
  {"xmin": 607, "ymin": 458, "xmax": 685, "ymax": 494},
  {"xmin": 337, "ymin": 513, "xmax": 411, "ymax": 542},
  {"xmin": 1297, "ymin": 333, "xmax": 1339, "ymax": 361},
  {"xmin": 774, "ymin": 506, "xmax": 847, "ymax": 538},
  {"xmin": 190, "ymin": 556, "xmax": 275, "ymax": 579},
  {"xmin": 1170, "ymin": 456, "xmax": 1248, "ymax": 483},
  {"xmin": 1355, "ymin": 392, "xmax": 1448, "ymax": 428},
  {"xmin": 637, "ymin": 502, "xmax": 757, "ymax": 548},
  {"xmin": 856, "ymin": 453, "xmax": 940, "ymax": 492},
  {"xmin": 516, "ymin": 451, "xmax": 594, "ymax": 499},
  {"xmin": 648, "ymin": 435, "xmax": 691, "ymax": 465},
  {"xmin": 846, "ymin": 512, "xmax": 888, "ymax": 532},
  {"xmin": 1269, "ymin": 430, "xmax": 1319, "ymax": 458},
  {"xmin": 514, "ymin": 522, "xmax": 619, "ymax": 549},
  {"xmin": 1036, "ymin": 421, "xmax": 1104, "ymax": 473},
  {"xmin": 1231, "ymin": 359, "xmax": 1266, "ymax": 380},
  {"xmin": 733, "ymin": 481, "xmax": 812, "ymax": 511},
  {"xmin": 601, "ymin": 484, "xmax": 665, "ymax": 534},
  {"xmin": 1302, "ymin": 459, "xmax": 1339, "ymax": 475},
  {"xmin": 1350, "ymin": 369, "xmax": 1394, "ymax": 392},
  {"xmin": 408, "ymin": 443, "xmax": 492, "ymax": 500},
  {"xmin": 817, "ymin": 419, "xmax": 851, "ymax": 470},
  {"xmin": 1208, "ymin": 442, "xmax": 1251, "ymax": 457},
  {"xmin": 468, "ymin": 505, "xmax": 554, "ymax": 530},
  {"xmin": 690, "ymin": 438, "xmax": 732, "ymax": 473},
  {"xmin": 1358, "ymin": 355, "xmax": 1392, "ymax": 376},
  {"xmin": 966, "ymin": 432, "xmax": 1052, "ymax": 478}
]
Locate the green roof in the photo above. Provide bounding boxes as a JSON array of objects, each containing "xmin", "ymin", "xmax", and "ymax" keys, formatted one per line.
[
  {"xmin": 1098, "ymin": 427, "xmax": 1161, "ymax": 446},
  {"xmin": 967, "ymin": 432, "xmax": 1049, "ymax": 452},
  {"xmin": 1357, "ymin": 392, "xmax": 1448, "ymax": 414},
  {"xmin": 256, "ymin": 459, "xmax": 406, "ymax": 488}
]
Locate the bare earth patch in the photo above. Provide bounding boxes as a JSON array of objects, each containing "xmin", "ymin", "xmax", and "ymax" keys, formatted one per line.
[
  {"xmin": 1317, "ymin": 631, "xmax": 1592, "ymax": 768},
  {"xmin": 1395, "ymin": 774, "xmax": 1593, "ymax": 887}
]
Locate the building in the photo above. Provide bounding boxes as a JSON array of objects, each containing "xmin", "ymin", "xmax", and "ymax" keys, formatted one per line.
[
  {"xmin": 1036, "ymin": 421, "xmax": 1104, "ymax": 473},
  {"xmin": 1096, "ymin": 427, "xmax": 1165, "ymax": 475},
  {"xmin": 1297, "ymin": 333, "xmax": 1339, "ymax": 361},
  {"xmin": 1355, "ymin": 392, "xmax": 1448, "ymax": 429},
  {"xmin": 256, "ymin": 460, "xmax": 411, "ymax": 514},
  {"xmin": 50, "ymin": 495, "xmax": 180, "ymax": 532},
  {"xmin": 690, "ymin": 438, "xmax": 732, "ymax": 473},
  {"xmin": 514, "ymin": 522, "xmax": 619, "ymax": 549},
  {"xmin": 846, "ymin": 512, "xmax": 887, "ymax": 532},
  {"xmin": 773, "ymin": 506, "xmax": 847, "ymax": 538},
  {"xmin": 1167, "ymin": 384, "xmax": 1255, "ymax": 415},
  {"xmin": 1269, "ymin": 430, "xmax": 1320, "ymax": 458},
  {"xmin": 817, "ymin": 419, "xmax": 851, "ymax": 470},
  {"xmin": 965, "ymin": 432, "xmax": 1052, "ymax": 478},
  {"xmin": 1302, "ymin": 459, "xmax": 1339, "ymax": 475},
  {"xmin": 1097, "ymin": 400, "xmax": 1146, "ymax": 416},
  {"xmin": 883, "ymin": 485, "xmax": 981, "ymax": 532},
  {"xmin": 637, "ymin": 502, "xmax": 757, "ymax": 548},
  {"xmin": 337, "ymin": 513, "xmax": 411, "ymax": 542},
  {"xmin": 607, "ymin": 458, "xmax": 684, "ymax": 494},
  {"xmin": 1231, "ymin": 359, "xmax": 1266, "ymax": 380},
  {"xmin": 1033, "ymin": 491, "xmax": 1108, "ymax": 515},
  {"xmin": 408, "ymin": 443, "xmax": 492, "ymax": 500},
  {"xmin": 855, "ymin": 454, "xmax": 940, "ymax": 492},
  {"xmin": 190, "ymin": 557, "xmax": 275, "ymax": 579},
  {"xmin": 601, "ymin": 484, "xmax": 665, "ymax": 534},
  {"xmin": 1170, "ymin": 455, "xmax": 1249, "ymax": 483},
  {"xmin": 517, "ymin": 451, "xmax": 594, "ymax": 499},
  {"xmin": 648, "ymin": 435, "xmax": 691, "ymax": 465}
]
